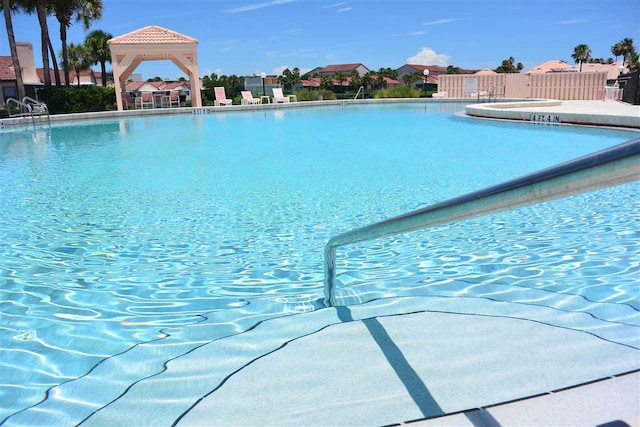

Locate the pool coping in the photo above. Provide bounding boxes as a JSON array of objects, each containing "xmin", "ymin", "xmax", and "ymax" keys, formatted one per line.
[{"xmin": 6, "ymin": 97, "xmax": 639, "ymax": 129}]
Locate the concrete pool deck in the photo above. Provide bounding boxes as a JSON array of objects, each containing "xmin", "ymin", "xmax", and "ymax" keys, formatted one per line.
[{"xmin": 465, "ymin": 99, "xmax": 640, "ymax": 129}]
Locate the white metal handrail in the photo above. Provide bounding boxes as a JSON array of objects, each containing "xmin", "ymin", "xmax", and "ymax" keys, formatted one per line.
[
  {"xmin": 22, "ymin": 96, "xmax": 49, "ymax": 115},
  {"xmin": 323, "ymin": 138, "xmax": 640, "ymax": 307},
  {"xmin": 354, "ymin": 86, "xmax": 364, "ymax": 100}
]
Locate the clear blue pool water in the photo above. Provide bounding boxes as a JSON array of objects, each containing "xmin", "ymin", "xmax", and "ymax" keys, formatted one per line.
[{"xmin": 0, "ymin": 103, "xmax": 638, "ymax": 420}]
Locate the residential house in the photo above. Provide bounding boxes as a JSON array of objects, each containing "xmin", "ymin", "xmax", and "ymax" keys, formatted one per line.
[
  {"xmin": 396, "ymin": 64, "xmax": 446, "ymax": 88},
  {"xmin": 0, "ymin": 41, "xmax": 106, "ymax": 106},
  {"xmin": 295, "ymin": 74, "xmax": 399, "ymax": 92},
  {"xmin": 244, "ymin": 75, "xmax": 278, "ymax": 96},
  {"xmin": 525, "ymin": 59, "xmax": 626, "ymax": 84},
  {"xmin": 0, "ymin": 42, "xmax": 44, "ymax": 105},
  {"xmin": 524, "ymin": 60, "xmax": 575, "ymax": 74},
  {"xmin": 307, "ymin": 63, "xmax": 370, "ymax": 77}
]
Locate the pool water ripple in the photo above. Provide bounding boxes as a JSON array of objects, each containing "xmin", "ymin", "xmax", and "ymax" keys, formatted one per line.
[{"xmin": 0, "ymin": 104, "xmax": 638, "ymax": 420}]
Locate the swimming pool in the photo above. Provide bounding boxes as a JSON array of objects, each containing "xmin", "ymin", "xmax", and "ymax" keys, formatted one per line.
[{"xmin": 0, "ymin": 103, "xmax": 638, "ymax": 422}]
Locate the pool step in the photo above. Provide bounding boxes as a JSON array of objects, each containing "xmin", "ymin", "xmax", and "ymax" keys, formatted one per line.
[{"xmin": 4, "ymin": 295, "xmax": 638, "ymax": 426}]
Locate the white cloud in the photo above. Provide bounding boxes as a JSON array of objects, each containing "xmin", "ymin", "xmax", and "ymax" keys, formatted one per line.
[
  {"xmin": 223, "ymin": 0, "xmax": 297, "ymax": 13},
  {"xmin": 337, "ymin": 7, "xmax": 352, "ymax": 12},
  {"xmin": 272, "ymin": 65, "xmax": 311, "ymax": 75},
  {"xmin": 272, "ymin": 65, "xmax": 289, "ymax": 75},
  {"xmin": 406, "ymin": 47, "xmax": 451, "ymax": 66},
  {"xmin": 321, "ymin": 2, "xmax": 345, "ymax": 8},
  {"xmin": 423, "ymin": 18, "xmax": 462, "ymax": 26},
  {"xmin": 202, "ymin": 68, "xmax": 223, "ymax": 77},
  {"xmin": 556, "ymin": 18, "xmax": 588, "ymax": 25}
]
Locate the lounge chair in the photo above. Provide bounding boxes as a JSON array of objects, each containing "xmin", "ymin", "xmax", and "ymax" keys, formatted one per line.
[
  {"xmin": 135, "ymin": 92, "xmax": 154, "ymax": 109},
  {"xmin": 241, "ymin": 91, "xmax": 261, "ymax": 105},
  {"xmin": 161, "ymin": 91, "xmax": 181, "ymax": 108},
  {"xmin": 120, "ymin": 93, "xmax": 132, "ymax": 109},
  {"xmin": 214, "ymin": 87, "xmax": 233, "ymax": 106},
  {"xmin": 432, "ymin": 91, "xmax": 448, "ymax": 99},
  {"xmin": 272, "ymin": 87, "xmax": 290, "ymax": 104}
]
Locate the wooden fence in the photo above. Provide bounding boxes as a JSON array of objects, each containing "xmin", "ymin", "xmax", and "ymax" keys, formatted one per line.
[{"xmin": 438, "ymin": 72, "xmax": 607, "ymax": 100}]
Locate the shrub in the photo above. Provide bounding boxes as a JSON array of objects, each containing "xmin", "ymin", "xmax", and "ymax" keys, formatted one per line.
[
  {"xmin": 374, "ymin": 85, "xmax": 422, "ymax": 99},
  {"xmin": 295, "ymin": 89, "xmax": 319, "ymax": 101},
  {"xmin": 40, "ymin": 86, "xmax": 116, "ymax": 114},
  {"xmin": 320, "ymin": 90, "xmax": 337, "ymax": 100}
]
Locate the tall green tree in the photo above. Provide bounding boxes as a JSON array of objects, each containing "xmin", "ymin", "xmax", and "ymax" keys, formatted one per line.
[
  {"xmin": 65, "ymin": 41, "xmax": 91, "ymax": 86},
  {"xmin": 361, "ymin": 72, "xmax": 374, "ymax": 92},
  {"xmin": 446, "ymin": 65, "xmax": 462, "ymax": 74},
  {"xmin": 611, "ymin": 42, "xmax": 624, "ymax": 62},
  {"xmin": 618, "ymin": 38, "xmax": 635, "ymax": 66},
  {"xmin": 349, "ymin": 69, "xmax": 361, "ymax": 91},
  {"xmin": 332, "ymin": 71, "xmax": 345, "ymax": 92},
  {"xmin": 571, "ymin": 44, "xmax": 592, "ymax": 72},
  {"xmin": 1, "ymin": 0, "xmax": 26, "ymax": 100},
  {"xmin": 53, "ymin": 0, "xmax": 103, "ymax": 85},
  {"xmin": 320, "ymin": 75, "xmax": 332, "ymax": 90},
  {"xmin": 85, "ymin": 29, "xmax": 111, "ymax": 86},
  {"xmin": 627, "ymin": 51, "xmax": 640, "ymax": 71},
  {"xmin": 402, "ymin": 72, "xmax": 420, "ymax": 86},
  {"xmin": 495, "ymin": 57, "xmax": 523, "ymax": 73}
]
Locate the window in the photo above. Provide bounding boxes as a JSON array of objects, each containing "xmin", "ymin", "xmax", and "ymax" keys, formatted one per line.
[{"xmin": 2, "ymin": 85, "xmax": 17, "ymax": 100}]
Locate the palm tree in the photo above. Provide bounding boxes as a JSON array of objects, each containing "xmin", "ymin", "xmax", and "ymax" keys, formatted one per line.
[
  {"xmin": 53, "ymin": 0, "xmax": 103, "ymax": 85},
  {"xmin": 618, "ymin": 38, "xmax": 635, "ymax": 66},
  {"xmin": 1, "ymin": 0, "xmax": 26, "ymax": 100},
  {"xmin": 65, "ymin": 41, "xmax": 91, "ymax": 86},
  {"xmin": 402, "ymin": 73, "xmax": 417, "ymax": 86},
  {"xmin": 332, "ymin": 71, "xmax": 345, "ymax": 92},
  {"xmin": 85, "ymin": 29, "xmax": 111, "ymax": 86},
  {"xmin": 361, "ymin": 72, "xmax": 374, "ymax": 92},
  {"xmin": 349, "ymin": 69, "xmax": 361, "ymax": 92},
  {"xmin": 611, "ymin": 42, "xmax": 624, "ymax": 62},
  {"xmin": 571, "ymin": 44, "xmax": 591, "ymax": 72}
]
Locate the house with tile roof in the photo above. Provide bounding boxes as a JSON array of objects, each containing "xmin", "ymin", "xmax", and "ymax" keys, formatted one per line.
[
  {"xmin": 396, "ymin": 64, "xmax": 446, "ymax": 89},
  {"xmin": 307, "ymin": 63, "xmax": 370, "ymax": 77},
  {"xmin": 525, "ymin": 59, "xmax": 626, "ymax": 83},
  {"xmin": 0, "ymin": 42, "xmax": 45, "ymax": 106},
  {"xmin": 0, "ymin": 41, "xmax": 104, "ymax": 106}
]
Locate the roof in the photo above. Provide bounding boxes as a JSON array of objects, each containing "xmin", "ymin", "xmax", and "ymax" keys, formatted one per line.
[
  {"xmin": 474, "ymin": 69, "xmax": 498, "ymax": 75},
  {"xmin": 404, "ymin": 64, "xmax": 447, "ymax": 74},
  {"xmin": 318, "ymin": 63, "xmax": 367, "ymax": 73},
  {"xmin": 578, "ymin": 61, "xmax": 626, "ymax": 80},
  {"xmin": 0, "ymin": 56, "xmax": 16, "ymax": 81},
  {"xmin": 525, "ymin": 60, "xmax": 573, "ymax": 74},
  {"xmin": 160, "ymin": 81, "xmax": 190, "ymax": 90},
  {"xmin": 525, "ymin": 59, "xmax": 625, "ymax": 79},
  {"xmin": 108, "ymin": 26, "xmax": 198, "ymax": 45}
]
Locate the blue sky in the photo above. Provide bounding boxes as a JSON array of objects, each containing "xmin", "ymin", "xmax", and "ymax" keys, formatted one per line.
[{"xmin": 1, "ymin": 0, "xmax": 639, "ymax": 80}]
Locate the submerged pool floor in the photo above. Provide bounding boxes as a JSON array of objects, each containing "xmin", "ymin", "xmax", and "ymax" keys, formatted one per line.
[{"xmin": 5, "ymin": 296, "xmax": 638, "ymax": 426}]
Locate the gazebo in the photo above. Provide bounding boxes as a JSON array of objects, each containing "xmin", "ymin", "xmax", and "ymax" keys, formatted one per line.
[{"xmin": 108, "ymin": 26, "xmax": 202, "ymax": 110}]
